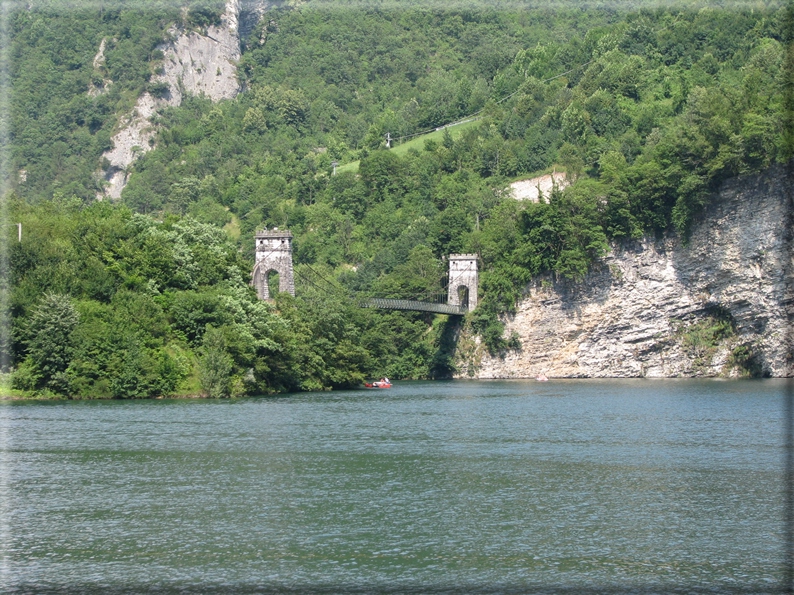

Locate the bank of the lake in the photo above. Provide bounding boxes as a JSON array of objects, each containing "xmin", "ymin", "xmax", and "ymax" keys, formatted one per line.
[
  {"xmin": 1, "ymin": 379, "xmax": 786, "ymax": 593},
  {"xmin": 458, "ymin": 165, "xmax": 793, "ymax": 381}
]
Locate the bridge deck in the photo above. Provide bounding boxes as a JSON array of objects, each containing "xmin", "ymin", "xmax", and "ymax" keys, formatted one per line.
[{"xmin": 362, "ymin": 298, "xmax": 467, "ymax": 315}]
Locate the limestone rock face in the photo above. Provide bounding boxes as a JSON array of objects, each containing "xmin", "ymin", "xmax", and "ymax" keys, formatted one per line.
[
  {"xmin": 457, "ymin": 164, "xmax": 793, "ymax": 378},
  {"xmin": 509, "ymin": 172, "xmax": 569, "ymax": 203},
  {"xmin": 157, "ymin": 0, "xmax": 242, "ymax": 106},
  {"xmin": 100, "ymin": 93, "xmax": 162, "ymax": 199},
  {"xmin": 99, "ymin": 0, "xmax": 253, "ymax": 199}
]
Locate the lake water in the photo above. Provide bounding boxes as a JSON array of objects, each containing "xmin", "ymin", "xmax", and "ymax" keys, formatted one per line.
[{"xmin": 0, "ymin": 379, "xmax": 789, "ymax": 594}]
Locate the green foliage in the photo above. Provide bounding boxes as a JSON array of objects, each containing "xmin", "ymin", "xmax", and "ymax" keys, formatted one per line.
[
  {"xmin": 147, "ymin": 81, "xmax": 171, "ymax": 99},
  {"xmin": 10, "ymin": 5, "xmax": 179, "ymax": 202},
  {"xmin": 727, "ymin": 344, "xmax": 765, "ymax": 378},
  {"xmin": 680, "ymin": 316, "xmax": 734, "ymax": 358},
  {"xmin": 185, "ymin": 0, "xmax": 224, "ymax": 29},
  {"xmin": 13, "ymin": 293, "xmax": 79, "ymax": 394},
  {"xmin": 676, "ymin": 307, "xmax": 738, "ymax": 373},
  {"xmin": 7, "ymin": 4, "xmax": 789, "ymax": 389},
  {"xmin": 199, "ymin": 326, "xmax": 235, "ymax": 398}
]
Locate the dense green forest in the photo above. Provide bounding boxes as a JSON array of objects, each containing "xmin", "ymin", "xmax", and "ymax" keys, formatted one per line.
[{"xmin": 4, "ymin": 1, "xmax": 791, "ymax": 397}]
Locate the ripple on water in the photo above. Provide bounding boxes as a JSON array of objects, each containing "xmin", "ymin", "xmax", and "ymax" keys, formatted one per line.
[{"xmin": 1, "ymin": 379, "xmax": 786, "ymax": 592}]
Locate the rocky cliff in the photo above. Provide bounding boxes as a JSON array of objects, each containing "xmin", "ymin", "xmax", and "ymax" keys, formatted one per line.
[
  {"xmin": 98, "ymin": 0, "xmax": 252, "ymax": 199},
  {"xmin": 456, "ymin": 164, "xmax": 793, "ymax": 378}
]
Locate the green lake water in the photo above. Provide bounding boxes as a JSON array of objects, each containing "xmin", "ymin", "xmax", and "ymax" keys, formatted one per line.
[{"xmin": 0, "ymin": 379, "xmax": 788, "ymax": 593}]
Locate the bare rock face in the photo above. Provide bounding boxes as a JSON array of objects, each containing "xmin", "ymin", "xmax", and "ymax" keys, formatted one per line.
[
  {"xmin": 98, "ymin": 0, "xmax": 245, "ymax": 199},
  {"xmin": 157, "ymin": 0, "xmax": 242, "ymax": 106},
  {"xmin": 457, "ymin": 164, "xmax": 793, "ymax": 378},
  {"xmin": 509, "ymin": 172, "xmax": 569, "ymax": 203},
  {"xmin": 88, "ymin": 38, "xmax": 112, "ymax": 97},
  {"xmin": 100, "ymin": 93, "xmax": 161, "ymax": 199}
]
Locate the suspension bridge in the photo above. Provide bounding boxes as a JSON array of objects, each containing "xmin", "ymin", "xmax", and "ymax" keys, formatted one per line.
[
  {"xmin": 252, "ymin": 229, "xmax": 478, "ymax": 315},
  {"xmin": 294, "ymin": 256, "xmax": 478, "ymax": 316},
  {"xmin": 360, "ymin": 298, "xmax": 467, "ymax": 316}
]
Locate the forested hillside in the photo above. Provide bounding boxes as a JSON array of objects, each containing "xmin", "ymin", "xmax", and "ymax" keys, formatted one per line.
[{"xmin": 5, "ymin": 1, "xmax": 791, "ymax": 397}]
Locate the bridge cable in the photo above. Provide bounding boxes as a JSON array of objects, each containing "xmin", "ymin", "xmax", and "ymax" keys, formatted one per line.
[
  {"xmin": 294, "ymin": 267, "xmax": 342, "ymax": 298},
  {"xmin": 300, "ymin": 262, "xmax": 350, "ymax": 296}
]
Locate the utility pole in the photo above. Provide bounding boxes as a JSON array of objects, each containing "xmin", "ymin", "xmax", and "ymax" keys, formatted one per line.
[{"xmin": 331, "ymin": 161, "xmax": 338, "ymax": 176}]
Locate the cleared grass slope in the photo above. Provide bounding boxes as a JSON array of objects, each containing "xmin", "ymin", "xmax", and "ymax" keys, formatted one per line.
[{"xmin": 337, "ymin": 118, "xmax": 481, "ymax": 175}]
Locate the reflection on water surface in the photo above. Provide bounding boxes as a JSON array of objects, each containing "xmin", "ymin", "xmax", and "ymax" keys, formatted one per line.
[{"xmin": 0, "ymin": 379, "xmax": 787, "ymax": 593}]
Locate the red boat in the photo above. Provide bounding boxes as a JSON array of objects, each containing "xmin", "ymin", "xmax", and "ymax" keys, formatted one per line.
[{"xmin": 364, "ymin": 380, "xmax": 392, "ymax": 388}]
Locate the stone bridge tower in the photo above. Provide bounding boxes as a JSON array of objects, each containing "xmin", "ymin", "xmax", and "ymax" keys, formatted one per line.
[
  {"xmin": 447, "ymin": 254, "xmax": 478, "ymax": 311},
  {"xmin": 252, "ymin": 229, "xmax": 295, "ymax": 300}
]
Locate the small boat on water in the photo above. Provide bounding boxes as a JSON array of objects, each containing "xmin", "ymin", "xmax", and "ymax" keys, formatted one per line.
[
  {"xmin": 535, "ymin": 373, "xmax": 549, "ymax": 382},
  {"xmin": 365, "ymin": 379, "xmax": 392, "ymax": 389}
]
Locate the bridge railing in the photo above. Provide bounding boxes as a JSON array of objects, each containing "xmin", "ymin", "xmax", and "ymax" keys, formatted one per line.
[{"xmin": 361, "ymin": 298, "xmax": 468, "ymax": 315}]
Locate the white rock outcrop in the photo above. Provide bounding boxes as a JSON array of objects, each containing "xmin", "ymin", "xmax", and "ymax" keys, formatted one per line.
[
  {"xmin": 157, "ymin": 0, "xmax": 242, "ymax": 106},
  {"xmin": 88, "ymin": 38, "xmax": 112, "ymax": 97},
  {"xmin": 510, "ymin": 171, "xmax": 569, "ymax": 203},
  {"xmin": 100, "ymin": 94, "xmax": 161, "ymax": 198},
  {"xmin": 457, "ymin": 164, "xmax": 793, "ymax": 378},
  {"xmin": 99, "ymin": 0, "xmax": 243, "ymax": 199}
]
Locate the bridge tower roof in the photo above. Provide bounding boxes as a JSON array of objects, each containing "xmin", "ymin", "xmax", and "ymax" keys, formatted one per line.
[{"xmin": 255, "ymin": 229, "xmax": 293, "ymax": 239}]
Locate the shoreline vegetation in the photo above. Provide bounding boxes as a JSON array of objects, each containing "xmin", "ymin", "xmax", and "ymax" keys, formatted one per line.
[
  {"xmin": 5, "ymin": 3, "xmax": 790, "ymax": 400},
  {"xmin": 1, "ymin": 375, "xmax": 782, "ymax": 402}
]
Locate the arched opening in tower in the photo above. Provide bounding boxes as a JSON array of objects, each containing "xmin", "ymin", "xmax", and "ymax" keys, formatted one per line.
[
  {"xmin": 457, "ymin": 285, "xmax": 469, "ymax": 309},
  {"xmin": 267, "ymin": 270, "xmax": 280, "ymax": 299}
]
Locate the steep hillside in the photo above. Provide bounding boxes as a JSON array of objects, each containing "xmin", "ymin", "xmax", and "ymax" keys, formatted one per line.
[
  {"xmin": 5, "ymin": 1, "xmax": 792, "ymax": 397},
  {"xmin": 456, "ymin": 164, "xmax": 793, "ymax": 378},
  {"xmin": 100, "ymin": 0, "xmax": 247, "ymax": 198}
]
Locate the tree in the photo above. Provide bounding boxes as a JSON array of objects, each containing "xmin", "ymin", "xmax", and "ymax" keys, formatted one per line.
[
  {"xmin": 199, "ymin": 325, "xmax": 233, "ymax": 398},
  {"xmin": 15, "ymin": 293, "xmax": 79, "ymax": 394},
  {"xmin": 278, "ymin": 89, "xmax": 309, "ymax": 126}
]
